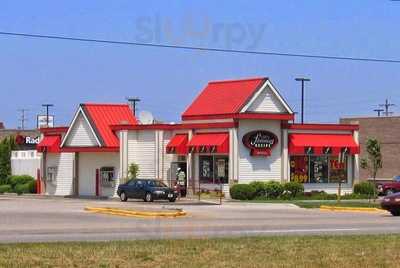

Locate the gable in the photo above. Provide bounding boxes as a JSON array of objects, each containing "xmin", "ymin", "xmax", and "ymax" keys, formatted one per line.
[
  {"xmin": 241, "ymin": 80, "xmax": 293, "ymax": 114},
  {"xmin": 63, "ymin": 112, "xmax": 99, "ymax": 147},
  {"xmin": 245, "ymin": 85, "xmax": 286, "ymax": 113}
]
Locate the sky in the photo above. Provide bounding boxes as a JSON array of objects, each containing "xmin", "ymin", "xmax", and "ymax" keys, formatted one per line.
[{"xmin": 1, "ymin": 0, "xmax": 399, "ymax": 129}]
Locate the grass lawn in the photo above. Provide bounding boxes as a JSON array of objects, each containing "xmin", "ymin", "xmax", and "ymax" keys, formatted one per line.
[{"xmin": 1, "ymin": 235, "xmax": 400, "ymax": 267}]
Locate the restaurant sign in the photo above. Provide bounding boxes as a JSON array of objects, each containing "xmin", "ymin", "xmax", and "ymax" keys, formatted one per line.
[
  {"xmin": 242, "ymin": 130, "xmax": 278, "ymax": 157},
  {"xmin": 15, "ymin": 135, "xmax": 40, "ymax": 146}
]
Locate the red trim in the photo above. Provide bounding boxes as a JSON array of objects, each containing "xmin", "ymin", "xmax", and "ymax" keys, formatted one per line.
[
  {"xmin": 39, "ymin": 126, "xmax": 69, "ymax": 134},
  {"xmin": 187, "ymin": 132, "xmax": 229, "ymax": 154},
  {"xmin": 283, "ymin": 123, "xmax": 359, "ymax": 131},
  {"xmin": 182, "ymin": 113, "xmax": 294, "ymax": 121},
  {"xmin": 95, "ymin": 169, "xmax": 100, "ymax": 197},
  {"xmin": 60, "ymin": 147, "xmax": 119, "ymax": 152},
  {"xmin": 36, "ymin": 169, "xmax": 41, "ymax": 194},
  {"xmin": 166, "ymin": 134, "xmax": 189, "ymax": 155},
  {"xmin": 110, "ymin": 122, "xmax": 238, "ymax": 131}
]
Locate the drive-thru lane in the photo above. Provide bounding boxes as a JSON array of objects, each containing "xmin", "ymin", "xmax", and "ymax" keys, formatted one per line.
[{"xmin": 0, "ymin": 197, "xmax": 398, "ymax": 243}]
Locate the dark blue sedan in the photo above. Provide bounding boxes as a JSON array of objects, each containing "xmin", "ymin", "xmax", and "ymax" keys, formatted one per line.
[{"xmin": 117, "ymin": 179, "xmax": 178, "ymax": 202}]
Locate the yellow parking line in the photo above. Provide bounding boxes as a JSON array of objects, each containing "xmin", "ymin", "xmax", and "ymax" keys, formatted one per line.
[
  {"xmin": 84, "ymin": 207, "xmax": 187, "ymax": 218},
  {"xmin": 319, "ymin": 205, "xmax": 386, "ymax": 213}
]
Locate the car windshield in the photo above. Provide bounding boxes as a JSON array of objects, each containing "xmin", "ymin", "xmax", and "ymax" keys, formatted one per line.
[{"xmin": 147, "ymin": 180, "xmax": 167, "ymax": 187}]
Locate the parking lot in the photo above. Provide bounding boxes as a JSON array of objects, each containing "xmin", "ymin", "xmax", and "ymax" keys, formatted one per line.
[{"xmin": 0, "ymin": 196, "xmax": 399, "ymax": 243}]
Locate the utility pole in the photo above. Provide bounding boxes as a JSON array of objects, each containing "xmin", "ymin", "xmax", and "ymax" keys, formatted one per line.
[
  {"xmin": 373, "ymin": 109, "xmax": 384, "ymax": 117},
  {"xmin": 126, "ymin": 97, "xmax": 141, "ymax": 116},
  {"xmin": 295, "ymin": 77, "xmax": 311, "ymax": 124},
  {"xmin": 379, "ymin": 99, "xmax": 395, "ymax": 117},
  {"xmin": 18, "ymin": 109, "xmax": 29, "ymax": 130},
  {"xmin": 42, "ymin": 104, "xmax": 54, "ymax": 127}
]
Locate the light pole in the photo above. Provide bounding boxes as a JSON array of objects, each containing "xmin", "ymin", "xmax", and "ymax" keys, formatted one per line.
[
  {"xmin": 42, "ymin": 104, "xmax": 54, "ymax": 127},
  {"xmin": 295, "ymin": 77, "xmax": 311, "ymax": 124}
]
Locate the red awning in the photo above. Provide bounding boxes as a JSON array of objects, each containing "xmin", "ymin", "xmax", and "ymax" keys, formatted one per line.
[
  {"xmin": 166, "ymin": 134, "xmax": 188, "ymax": 154},
  {"xmin": 289, "ymin": 134, "xmax": 359, "ymax": 155},
  {"xmin": 37, "ymin": 135, "xmax": 61, "ymax": 153},
  {"xmin": 187, "ymin": 133, "xmax": 229, "ymax": 154}
]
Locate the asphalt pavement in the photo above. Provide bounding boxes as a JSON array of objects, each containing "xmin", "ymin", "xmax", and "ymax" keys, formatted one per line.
[{"xmin": 0, "ymin": 196, "xmax": 398, "ymax": 243}]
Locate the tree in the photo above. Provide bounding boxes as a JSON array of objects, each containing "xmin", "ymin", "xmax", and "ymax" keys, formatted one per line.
[
  {"xmin": 360, "ymin": 138, "xmax": 382, "ymax": 200},
  {"xmin": 0, "ymin": 136, "xmax": 16, "ymax": 183},
  {"xmin": 128, "ymin": 163, "xmax": 139, "ymax": 179}
]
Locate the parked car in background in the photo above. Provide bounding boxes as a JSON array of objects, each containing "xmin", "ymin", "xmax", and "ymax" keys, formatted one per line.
[
  {"xmin": 381, "ymin": 192, "xmax": 400, "ymax": 216},
  {"xmin": 117, "ymin": 179, "xmax": 178, "ymax": 202},
  {"xmin": 377, "ymin": 175, "xmax": 400, "ymax": 196}
]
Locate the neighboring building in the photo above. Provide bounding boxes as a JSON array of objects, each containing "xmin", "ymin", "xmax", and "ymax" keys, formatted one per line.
[
  {"xmin": 0, "ymin": 128, "xmax": 41, "ymax": 179},
  {"xmin": 0, "ymin": 122, "xmax": 4, "ymax": 129},
  {"xmin": 37, "ymin": 77, "xmax": 360, "ymax": 197},
  {"xmin": 340, "ymin": 116, "xmax": 400, "ymax": 181}
]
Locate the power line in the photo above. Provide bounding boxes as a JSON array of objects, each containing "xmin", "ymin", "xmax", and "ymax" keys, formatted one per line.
[
  {"xmin": 379, "ymin": 99, "xmax": 395, "ymax": 116},
  {"xmin": 1, "ymin": 31, "xmax": 400, "ymax": 64},
  {"xmin": 18, "ymin": 108, "xmax": 29, "ymax": 130}
]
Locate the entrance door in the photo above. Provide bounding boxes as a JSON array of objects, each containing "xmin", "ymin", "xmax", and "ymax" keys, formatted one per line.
[{"xmin": 170, "ymin": 162, "xmax": 187, "ymax": 197}]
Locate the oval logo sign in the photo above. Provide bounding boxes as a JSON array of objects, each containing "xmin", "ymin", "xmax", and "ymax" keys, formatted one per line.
[{"xmin": 242, "ymin": 130, "xmax": 278, "ymax": 157}]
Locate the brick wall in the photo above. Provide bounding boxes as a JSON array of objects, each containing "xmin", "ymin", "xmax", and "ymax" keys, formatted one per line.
[{"xmin": 340, "ymin": 117, "xmax": 400, "ymax": 180}]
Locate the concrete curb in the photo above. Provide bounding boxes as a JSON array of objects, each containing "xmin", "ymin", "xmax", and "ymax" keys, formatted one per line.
[
  {"xmin": 85, "ymin": 207, "xmax": 187, "ymax": 218},
  {"xmin": 320, "ymin": 205, "xmax": 386, "ymax": 213}
]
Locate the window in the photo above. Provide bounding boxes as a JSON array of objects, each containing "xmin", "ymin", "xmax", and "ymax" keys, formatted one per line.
[
  {"xmin": 100, "ymin": 167, "xmax": 115, "ymax": 187},
  {"xmin": 30, "ymin": 151, "xmax": 35, "ymax": 158},
  {"xmin": 199, "ymin": 155, "xmax": 229, "ymax": 184},
  {"xmin": 147, "ymin": 180, "xmax": 168, "ymax": 187},
  {"xmin": 12, "ymin": 151, "xmax": 18, "ymax": 158},
  {"xmin": 47, "ymin": 166, "xmax": 57, "ymax": 184},
  {"xmin": 290, "ymin": 155, "xmax": 348, "ymax": 184}
]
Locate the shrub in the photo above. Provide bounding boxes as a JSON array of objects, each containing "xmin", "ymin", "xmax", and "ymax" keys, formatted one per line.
[
  {"xmin": 15, "ymin": 183, "xmax": 31, "ymax": 195},
  {"xmin": 249, "ymin": 181, "xmax": 267, "ymax": 197},
  {"xmin": 284, "ymin": 182, "xmax": 304, "ymax": 198},
  {"xmin": 353, "ymin": 181, "xmax": 375, "ymax": 196},
  {"xmin": 230, "ymin": 184, "xmax": 256, "ymax": 200},
  {"xmin": 265, "ymin": 181, "xmax": 284, "ymax": 199},
  {"xmin": 9, "ymin": 175, "xmax": 35, "ymax": 189},
  {"xmin": 0, "ymin": 184, "xmax": 12, "ymax": 194}
]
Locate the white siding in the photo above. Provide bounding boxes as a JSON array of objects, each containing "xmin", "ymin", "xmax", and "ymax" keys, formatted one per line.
[
  {"xmin": 78, "ymin": 152, "xmax": 119, "ymax": 197},
  {"xmin": 162, "ymin": 131, "xmax": 174, "ymax": 184},
  {"xmin": 64, "ymin": 113, "xmax": 98, "ymax": 147},
  {"xmin": 11, "ymin": 150, "xmax": 41, "ymax": 178},
  {"xmin": 127, "ymin": 131, "xmax": 157, "ymax": 178},
  {"xmin": 246, "ymin": 86, "xmax": 286, "ymax": 113},
  {"xmin": 46, "ymin": 153, "xmax": 74, "ymax": 196},
  {"xmin": 238, "ymin": 120, "xmax": 282, "ymax": 183}
]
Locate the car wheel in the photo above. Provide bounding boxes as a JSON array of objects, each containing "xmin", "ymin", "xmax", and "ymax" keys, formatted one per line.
[
  {"xmin": 385, "ymin": 189, "xmax": 395, "ymax": 196},
  {"xmin": 145, "ymin": 192, "xmax": 153, "ymax": 202},
  {"xmin": 168, "ymin": 198, "xmax": 176, "ymax": 203},
  {"xmin": 120, "ymin": 192, "xmax": 128, "ymax": 202},
  {"xmin": 390, "ymin": 209, "xmax": 400, "ymax": 216}
]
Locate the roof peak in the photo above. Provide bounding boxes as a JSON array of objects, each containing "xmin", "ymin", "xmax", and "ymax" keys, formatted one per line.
[
  {"xmin": 208, "ymin": 77, "xmax": 268, "ymax": 85},
  {"xmin": 81, "ymin": 103, "xmax": 130, "ymax": 107}
]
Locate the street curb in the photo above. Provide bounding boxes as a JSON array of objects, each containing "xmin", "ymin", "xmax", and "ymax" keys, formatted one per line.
[
  {"xmin": 320, "ymin": 205, "xmax": 386, "ymax": 213},
  {"xmin": 85, "ymin": 207, "xmax": 187, "ymax": 218}
]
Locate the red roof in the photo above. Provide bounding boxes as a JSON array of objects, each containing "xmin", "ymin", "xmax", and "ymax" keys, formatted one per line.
[
  {"xmin": 82, "ymin": 103, "xmax": 137, "ymax": 147},
  {"xmin": 37, "ymin": 135, "xmax": 61, "ymax": 153},
  {"xmin": 182, "ymin": 77, "xmax": 267, "ymax": 120},
  {"xmin": 289, "ymin": 134, "xmax": 359, "ymax": 155}
]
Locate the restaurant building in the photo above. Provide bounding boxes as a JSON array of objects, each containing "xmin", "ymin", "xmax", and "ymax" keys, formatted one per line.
[{"xmin": 37, "ymin": 77, "xmax": 360, "ymax": 197}]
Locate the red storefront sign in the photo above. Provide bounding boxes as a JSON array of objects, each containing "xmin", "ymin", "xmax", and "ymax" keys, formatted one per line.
[{"xmin": 242, "ymin": 130, "xmax": 278, "ymax": 157}]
